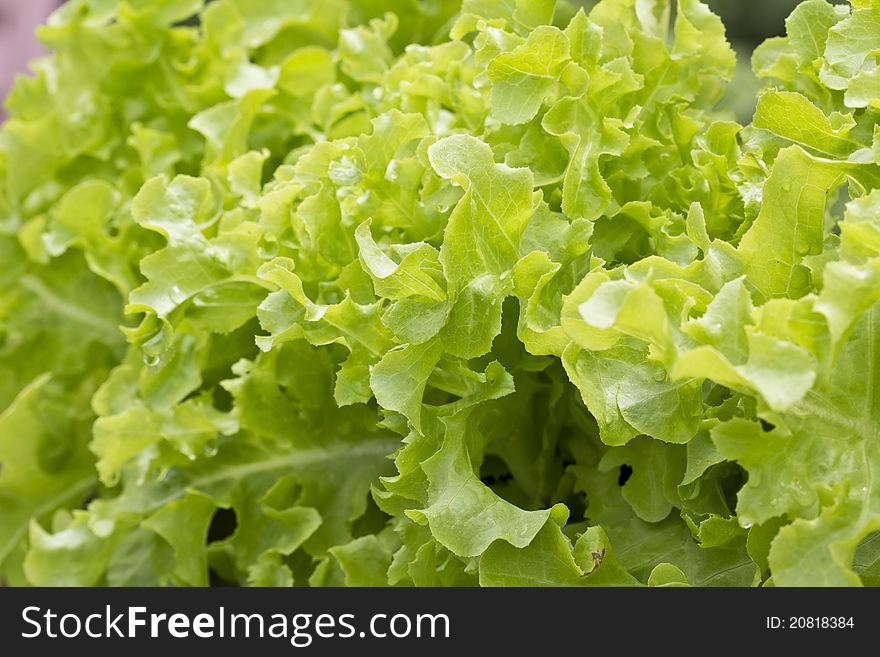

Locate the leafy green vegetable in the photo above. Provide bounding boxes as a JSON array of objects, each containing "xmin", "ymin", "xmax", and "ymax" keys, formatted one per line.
[{"xmin": 1, "ymin": 0, "xmax": 879, "ymax": 587}]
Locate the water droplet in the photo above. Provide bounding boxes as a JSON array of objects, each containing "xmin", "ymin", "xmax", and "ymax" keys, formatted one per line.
[
  {"xmin": 143, "ymin": 353, "xmax": 161, "ymax": 367},
  {"xmin": 385, "ymin": 160, "xmax": 400, "ymax": 182},
  {"xmin": 170, "ymin": 285, "xmax": 187, "ymax": 303},
  {"xmin": 328, "ymin": 156, "xmax": 362, "ymax": 186},
  {"xmin": 437, "ymin": 204, "xmax": 450, "ymax": 213},
  {"xmin": 794, "ymin": 233, "xmax": 814, "ymax": 256}
]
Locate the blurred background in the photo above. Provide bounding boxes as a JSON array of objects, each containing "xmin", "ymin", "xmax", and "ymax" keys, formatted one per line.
[
  {"xmin": 0, "ymin": 0, "xmax": 843, "ymax": 122},
  {"xmin": 0, "ymin": 0, "xmax": 59, "ymax": 111}
]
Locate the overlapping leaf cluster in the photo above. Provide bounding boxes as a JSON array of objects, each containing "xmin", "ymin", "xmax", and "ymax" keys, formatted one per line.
[{"xmin": 1, "ymin": 0, "xmax": 878, "ymax": 587}]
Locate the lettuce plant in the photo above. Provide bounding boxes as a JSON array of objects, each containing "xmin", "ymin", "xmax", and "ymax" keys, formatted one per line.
[{"xmin": 1, "ymin": 0, "xmax": 878, "ymax": 587}]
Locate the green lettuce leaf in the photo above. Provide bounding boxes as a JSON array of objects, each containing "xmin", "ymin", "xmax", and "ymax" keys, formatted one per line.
[{"xmin": 2, "ymin": 0, "xmax": 879, "ymax": 588}]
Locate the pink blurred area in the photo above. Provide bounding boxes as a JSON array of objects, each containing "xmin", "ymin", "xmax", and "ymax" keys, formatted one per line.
[{"xmin": 0, "ymin": 0, "xmax": 59, "ymax": 114}]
